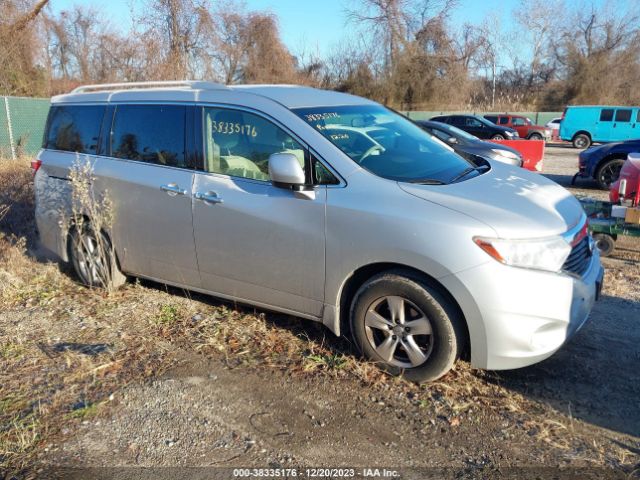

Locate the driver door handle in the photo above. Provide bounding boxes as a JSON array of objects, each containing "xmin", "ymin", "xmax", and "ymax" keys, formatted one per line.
[
  {"xmin": 195, "ymin": 191, "xmax": 224, "ymax": 204},
  {"xmin": 160, "ymin": 183, "xmax": 187, "ymax": 196}
]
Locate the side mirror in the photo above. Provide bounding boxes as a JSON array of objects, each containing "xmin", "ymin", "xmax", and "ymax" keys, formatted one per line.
[
  {"xmin": 448, "ymin": 136, "xmax": 458, "ymax": 144},
  {"xmin": 268, "ymin": 153, "xmax": 305, "ymax": 188}
]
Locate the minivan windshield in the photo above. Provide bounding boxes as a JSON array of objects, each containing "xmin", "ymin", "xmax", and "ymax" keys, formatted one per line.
[{"xmin": 294, "ymin": 105, "xmax": 478, "ymax": 184}]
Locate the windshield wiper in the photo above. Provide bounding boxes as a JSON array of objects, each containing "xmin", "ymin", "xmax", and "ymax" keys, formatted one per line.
[
  {"xmin": 408, "ymin": 178, "xmax": 446, "ymax": 185},
  {"xmin": 449, "ymin": 165, "xmax": 489, "ymax": 183}
]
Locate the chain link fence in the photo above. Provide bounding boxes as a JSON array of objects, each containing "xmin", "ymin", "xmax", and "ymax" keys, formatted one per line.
[{"xmin": 0, "ymin": 96, "xmax": 50, "ymax": 159}]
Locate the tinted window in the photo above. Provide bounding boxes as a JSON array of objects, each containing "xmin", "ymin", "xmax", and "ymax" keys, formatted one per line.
[
  {"xmin": 111, "ymin": 105, "xmax": 188, "ymax": 168},
  {"xmin": 449, "ymin": 116, "xmax": 465, "ymax": 126},
  {"xmin": 484, "ymin": 115, "xmax": 498, "ymax": 124},
  {"xmin": 499, "ymin": 117, "xmax": 509, "ymax": 125},
  {"xmin": 615, "ymin": 109, "xmax": 632, "ymax": 122},
  {"xmin": 203, "ymin": 107, "xmax": 306, "ymax": 181},
  {"xmin": 600, "ymin": 109, "xmax": 614, "ymax": 122},
  {"xmin": 44, "ymin": 105, "xmax": 104, "ymax": 154},
  {"xmin": 465, "ymin": 117, "xmax": 483, "ymax": 127},
  {"xmin": 294, "ymin": 105, "xmax": 475, "ymax": 184}
]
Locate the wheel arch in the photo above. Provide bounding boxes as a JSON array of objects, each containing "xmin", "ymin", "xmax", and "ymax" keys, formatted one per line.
[
  {"xmin": 572, "ymin": 130, "xmax": 592, "ymax": 141},
  {"xmin": 335, "ymin": 262, "xmax": 471, "ymax": 360}
]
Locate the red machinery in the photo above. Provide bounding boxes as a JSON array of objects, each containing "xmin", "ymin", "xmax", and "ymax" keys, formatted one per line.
[{"xmin": 610, "ymin": 152, "xmax": 640, "ymax": 205}]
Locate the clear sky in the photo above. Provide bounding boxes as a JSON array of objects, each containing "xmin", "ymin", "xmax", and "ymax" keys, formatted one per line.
[{"xmin": 48, "ymin": 0, "xmax": 518, "ymax": 58}]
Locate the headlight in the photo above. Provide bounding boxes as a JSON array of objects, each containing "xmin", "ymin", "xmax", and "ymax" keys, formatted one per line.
[
  {"xmin": 474, "ymin": 236, "xmax": 572, "ymax": 272},
  {"xmin": 490, "ymin": 148, "xmax": 518, "ymax": 160},
  {"xmin": 504, "ymin": 131, "xmax": 515, "ymax": 137}
]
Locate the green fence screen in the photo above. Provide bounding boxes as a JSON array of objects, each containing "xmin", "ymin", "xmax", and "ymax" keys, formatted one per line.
[{"xmin": 0, "ymin": 96, "xmax": 50, "ymax": 159}]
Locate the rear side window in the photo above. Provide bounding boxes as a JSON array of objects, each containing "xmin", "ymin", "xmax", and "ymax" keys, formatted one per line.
[
  {"xmin": 499, "ymin": 117, "xmax": 509, "ymax": 125},
  {"xmin": 615, "ymin": 109, "xmax": 632, "ymax": 122},
  {"xmin": 44, "ymin": 105, "xmax": 105, "ymax": 154},
  {"xmin": 600, "ymin": 109, "xmax": 614, "ymax": 122},
  {"xmin": 111, "ymin": 104, "xmax": 188, "ymax": 168}
]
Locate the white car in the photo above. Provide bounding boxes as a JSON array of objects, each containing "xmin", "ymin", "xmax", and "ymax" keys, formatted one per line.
[{"xmin": 546, "ymin": 117, "xmax": 562, "ymax": 139}]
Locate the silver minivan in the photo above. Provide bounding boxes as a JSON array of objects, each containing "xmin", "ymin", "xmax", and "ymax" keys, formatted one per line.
[{"xmin": 34, "ymin": 81, "xmax": 604, "ymax": 382}]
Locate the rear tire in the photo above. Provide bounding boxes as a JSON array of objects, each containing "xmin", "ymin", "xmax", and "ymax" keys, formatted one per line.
[
  {"xmin": 593, "ymin": 233, "xmax": 615, "ymax": 257},
  {"xmin": 596, "ymin": 158, "xmax": 625, "ymax": 190},
  {"xmin": 491, "ymin": 134, "xmax": 505, "ymax": 140},
  {"xmin": 349, "ymin": 271, "xmax": 464, "ymax": 383},
  {"xmin": 572, "ymin": 133, "xmax": 591, "ymax": 149},
  {"xmin": 69, "ymin": 223, "xmax": 127, "ymax": 290}
]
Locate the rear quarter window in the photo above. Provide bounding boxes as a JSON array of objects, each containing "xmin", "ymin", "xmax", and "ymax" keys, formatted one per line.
[{"xmin": 44, "ymin": 105, "xmax": 105, "ymax": 154}]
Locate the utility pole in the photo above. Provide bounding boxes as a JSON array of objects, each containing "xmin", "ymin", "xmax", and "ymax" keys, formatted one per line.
[{"xmin": 492, "ymin": 57, "xmax": 496, "ymax": 110}]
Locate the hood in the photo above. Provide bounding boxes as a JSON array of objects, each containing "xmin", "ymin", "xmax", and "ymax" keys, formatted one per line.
[{"xmin": 398, "ymin": 162, "xmax": 583, "ymax": 238}]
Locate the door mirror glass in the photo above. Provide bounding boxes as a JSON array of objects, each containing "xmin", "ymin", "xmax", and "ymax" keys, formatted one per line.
[{"xmin": 269, "ymin": 153, "xmax": 305, "ymax": 187}]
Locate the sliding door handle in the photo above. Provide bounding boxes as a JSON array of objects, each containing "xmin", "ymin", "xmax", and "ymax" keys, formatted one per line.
[{"xmin": 195, "ymin": 191, "xmax": 224, "ymax": 204}]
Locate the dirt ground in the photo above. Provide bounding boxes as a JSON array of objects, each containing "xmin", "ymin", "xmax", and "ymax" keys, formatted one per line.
[{"xmin": 1, "ymin": 146, "xmax": 639, "ymax": 480}]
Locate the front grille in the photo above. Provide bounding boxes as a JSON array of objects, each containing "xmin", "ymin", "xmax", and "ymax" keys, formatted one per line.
[{"xmin": 562, "ymin": 236, "xmax": 591, "ymax": 276}]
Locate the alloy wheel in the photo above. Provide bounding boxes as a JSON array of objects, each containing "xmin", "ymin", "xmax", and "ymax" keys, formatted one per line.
[{"xmin": 364, "ymin": 295, "xmax": 434, "ymax": 368}]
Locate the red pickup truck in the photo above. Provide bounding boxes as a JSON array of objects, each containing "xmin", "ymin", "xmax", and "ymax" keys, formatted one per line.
[{"xmin": 484, "ymin": 114, "xmax": 552, "ymax": 141}]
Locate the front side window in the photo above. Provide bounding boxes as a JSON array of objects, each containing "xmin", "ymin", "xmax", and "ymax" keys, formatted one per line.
[
  {"xmin": 484, "ymin": 115, "xmax": 498, "ymax": 124},
  {"xmin": 615, "ymin": 109, "xmax": 632, "ymax": 122},
  {"xmin": 465, "ymin": 117, "xmax": 483, "ymax": 128},
  {"xmin": 499, "ymin": 117, "xmax": 509, "ymax": 125},
  {"xmin": 294, "ymin": 105, "xmax": 475, "ymax": 184},
  {"xmin": 512, "ymin": 117, "xmax": 526, "ymax": 126},
  {"xmin": 203, "ymin": 107, "xmax": 306, "ymax": 182},
  {"xmin": 600, "ymin": 109, "xmax": 614, "ymax": 122},
  {"xmin": 44, "ymin": 105, "xmax": 105, "ymax": 154},
  {"xmin": 111, "ymin": 104, "xmax": 188, "ymax": 168}
]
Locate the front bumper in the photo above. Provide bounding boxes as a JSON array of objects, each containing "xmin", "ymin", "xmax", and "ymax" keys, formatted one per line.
[{"xmin": 446, "ymin": 249, "xmax": 604, "ymax": 370}]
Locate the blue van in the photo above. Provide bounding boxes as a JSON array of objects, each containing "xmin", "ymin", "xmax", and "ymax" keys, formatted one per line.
[{"xmin": 560, "ymin": 105, "xmax": 640, "ymax": 149}]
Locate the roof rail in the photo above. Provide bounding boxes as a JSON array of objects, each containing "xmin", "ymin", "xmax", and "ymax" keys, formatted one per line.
[{"xmin": 71, "ymin": 80, "xmax": 227, "ymax": 94}]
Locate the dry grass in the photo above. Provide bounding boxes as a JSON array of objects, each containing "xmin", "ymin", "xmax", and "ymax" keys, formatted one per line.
[{"xmin": 0, "ymin": 158, "xmax": 638, "ymax": 477}]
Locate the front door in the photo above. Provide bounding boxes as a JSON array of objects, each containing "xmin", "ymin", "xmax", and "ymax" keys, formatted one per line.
[
  {"xmin": 192, "ymin": 106, "xmax": 326, "ymax": 317},
  {"xmin": 95, "ymin": 103, "xmax": 200, "ymax": 287}
]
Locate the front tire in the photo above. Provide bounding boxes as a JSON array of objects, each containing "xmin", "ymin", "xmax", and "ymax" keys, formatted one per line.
[
  {"xmin": 596, "ymin": 158, "xmax": 625, "ymax": 190},
  {"xmin": 349, "ymin": 271, "xmax": 464, "ymax": 383},
  {"xmin": 528, "ymin": 132, "xmax": 543, "ymax": 141},
  {"xmin": 69, "ymin": 223, "xmax": 127, "ymax": 290},
  {"xmin": 491, "ymin": 134, "xmax": 505, "ymax": 140}
]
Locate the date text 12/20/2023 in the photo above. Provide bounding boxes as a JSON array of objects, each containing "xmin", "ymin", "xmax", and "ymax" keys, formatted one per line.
[{"xmin": 232, "ymin": 468, "xmax": 400, "ymax": 478}]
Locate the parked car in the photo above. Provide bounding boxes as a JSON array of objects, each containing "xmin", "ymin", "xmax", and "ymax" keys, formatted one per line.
[
  {"xmin": 560, "ymin": 105, "xmax": 640, "ymax": 149},
  {"xmin": 546, "ymin": 117, "xmax": 562, "ymax": 141},
  {"xmin": 577, "ymin": 139, "xmax": 640, "ymax": 189},
  {"xmin": 430, "ymin": 114, "xmax": 519, "ymax": 140},
  {"xmin": 483, "ymin": 114, "xmax": 551, "ymax": 141},
  {"xmin": 35, "ymin": 81, "xmax": 603, "ymax": 383},
  {"xmin": 416, "ymin": 120, "xmax": 523, "ymax": 167},
  {"xmin": 546, "ymin": 117, "xmax": 562, "ymax": 130}
]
